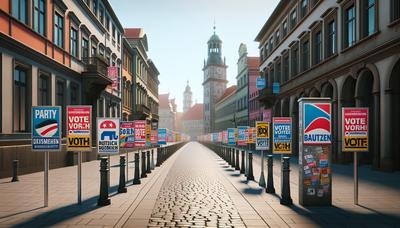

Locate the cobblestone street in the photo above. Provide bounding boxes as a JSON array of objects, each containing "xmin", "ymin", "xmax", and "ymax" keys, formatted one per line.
[{"xmin": 148, "ymin": 143, "xmax": 245, "ymax": 227}]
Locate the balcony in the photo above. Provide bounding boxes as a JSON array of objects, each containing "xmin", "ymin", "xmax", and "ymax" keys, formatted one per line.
[
  {"xmin": 82, "ymin": 56, "xmax": 112, "ymax": 102},
  {"xmin": 151, "ymin": 113, "xmax": 159, "ymax": 121},
  {"xmin": 257, "ymin": 87, "xmax": 276, "ymax": 108},
  {"xmin": 133, "ymin": 104, "xmax": 150, "ymax": 119}
]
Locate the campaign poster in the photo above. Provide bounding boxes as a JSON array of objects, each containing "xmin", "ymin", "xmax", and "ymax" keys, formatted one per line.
[
  {"xmin": 32, "ymin": 106, "xmax": 61, "ymax": 151},
  {"xmin": 97, "ymin": 118, "xmax": 119, "ymax": 154},
  {"xmin": 120, "ymin": 121, "xmax": 135, "ymax": 149}
]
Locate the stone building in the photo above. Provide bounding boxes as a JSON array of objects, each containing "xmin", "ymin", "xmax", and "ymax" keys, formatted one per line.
[
  {"xmin": 159, "ymin": 93, "xmax": 176, "ymax": 131},
  {"xmin": 215, "ymin": 85, "xmax": 237, "ymax": 131},
  {"xmin": 181, "ymin": 104, "xmax": 204, "ymax": 140},
  {"xmin": 0, "ymin": 0, "xmax": 123, "ymax": 177},
  {"xmin": 203, "ymin": 27, "xmax": 228, "ymax": 133},
  {"xmin": 123, "ymin": 28, "xmax": 159, "ymax": 129},
  {"xmin": 247, "ymin": 57, "xmax": 261, "ymax": 127},
  {"xmin": 235, "ymin": 44, "xmax": 249, "ymax": 126},
  {"xmin": 183, "ymin": 81, "xmax": 193, "ymax": 113},
  {"xmin": 256, "ymin": 0, "xmax": 400, "ymax": 171}
]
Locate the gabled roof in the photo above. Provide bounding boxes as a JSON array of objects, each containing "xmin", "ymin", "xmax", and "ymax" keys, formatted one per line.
[
  {"xmin": 247, "ymin": 57, "xmax": 260, "ymax": 68},
  {"xmin": 124, "ymin": 28, "xmax": 144, "ymax": 39},
  {"xmin": 216, "ymin": 85, "xmax": 237, "ymax": 104},
  {"xmin": 181, "ymin": 104, "xmax": 204, "ymax": 121}
]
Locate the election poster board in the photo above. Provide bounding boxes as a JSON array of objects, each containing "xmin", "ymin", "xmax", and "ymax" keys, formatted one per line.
[
  {"xmin": 97, "ymin": 118, "xmax": 119, "ymax": 154},
  {"xmin": 32, "ymin": 106, "xmax": 61, "ymax": 151},
  {"xmin": 227, "ymin": 128, "xmax": 236, "ymax": 146},
  {"xmin": 247, "ymin": 127, "xmax": 255, "ymax": 144},
  {"xmin": 222, "ymin": 131, "xmax": 228, "ymax": 144},
  {"xmin": 158, "ymin": 128, "xmax": 167, "ymax": 145},
  {"xmin": 256, "ymin": 121, "xmax": 269, "ymax": 150},
  {"xmin": 237, "ymin": 126, "xmax": 249, "ymax": 146},
  {"xmin": 273, "ymin": 117, "xmax": 292, "ymax": 154},
  {"xmin": 150, "ymin": 130, "xmax": 158, "ymax": 145},
  {"xmin": 120, "ymin": 121, "xmax": 135, "ymax": 149},
  {"xmin": 67, "ymin": 106, "xmax": 91, "ymax": 151},
  {"xmin": 134, "ymin": 120, "xmax": 146, "ymax": 147},
  {"xmin": 342, "ymin": 108, "xmax": 368, "ymax": 152},
  {"xmin": 146, "ymin": 122, "xmax": 151, "ymax": 146},
  {"xmin": 298, "ymin": 98, "xmax": 332, "ymax": 206}
]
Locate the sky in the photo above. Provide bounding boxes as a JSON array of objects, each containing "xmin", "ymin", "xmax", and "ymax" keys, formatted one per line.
[{"xmin": 110, "ymin": 0, "xmax": 279, "ymax": 112}]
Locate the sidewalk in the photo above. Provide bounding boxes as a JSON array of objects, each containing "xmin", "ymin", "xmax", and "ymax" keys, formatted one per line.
[{"xmin": 0, "ymin": 147, "xmax": 180, "ymax": 228}]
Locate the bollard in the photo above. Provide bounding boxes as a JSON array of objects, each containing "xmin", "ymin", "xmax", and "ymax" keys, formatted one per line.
[
  {"xmin": 146, "ymin": 151, "xmax": 151, "ymax": 174},
  {"xmin": 235, "ymin": 149, "xmax": 240, "ymax": 170},
  {"xmin": 232, "ymin": 148, "xmax": 235, "ymax": 168},
  {"xmin": 97, "ymin": 157, "xmax": 111, "ymax": 206},
  {"xmin": 132, "ymin": 153, "xmax": 141, "ymax": 185},
  {"xmin": 247, "ymin": 152, "xmax": 255, "ymax": 181},
  {"xmin": 118, "ymin": 156, "xmax": 127, "ymax": 193},
  {"xmin": 240, "ymin": 150, "xmax": 245, "ymax": 174},
  {"xmin": 151, "ymin": 149, "xmax": 155, "ymax": 170},
  {"xmin": 156, "ymin": 148, "xmax": 161, "ymax": 167},
  {"xmin": 266, "ymin": 155, "xmax": 276, "ymax": 194},
  {"xmin": 141, "ymin": 151, "xmax": 147, "ymax": 178},
  {"xmin": 280, "ymin": 157, "xmax": 293, "ymax": 205},
  {"xmin": 11, "ymin": 160, "xmax": 19, "ymax": 182}
]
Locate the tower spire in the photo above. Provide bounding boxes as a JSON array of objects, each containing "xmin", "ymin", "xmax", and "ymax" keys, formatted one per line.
[{"xmin": 213, "ymin": 19, "xmax": 216, "ymax": 34}]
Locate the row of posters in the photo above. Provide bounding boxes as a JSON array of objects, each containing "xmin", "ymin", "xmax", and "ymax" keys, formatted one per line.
[{"xmin": 31, "ymin": 106, "xmax": 189, "ymax": 154}]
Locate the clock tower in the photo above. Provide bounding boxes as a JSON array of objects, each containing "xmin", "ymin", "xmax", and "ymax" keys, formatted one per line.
[{"xmin": 202, "ymin": 26, "xmax": 228, "ymax": 133}]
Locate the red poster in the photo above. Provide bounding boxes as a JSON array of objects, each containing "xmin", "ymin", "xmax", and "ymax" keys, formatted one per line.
[
  {"xmin": 342, "ymin": 108, "xmax": 368, "ymax": 152},
  {"xmin": 150, "ymin": 130, "xmax": 157, "ymax": 145},
  {"xmin": 134, "ymin": 120, "xmax": 146, "ymax": 147}
]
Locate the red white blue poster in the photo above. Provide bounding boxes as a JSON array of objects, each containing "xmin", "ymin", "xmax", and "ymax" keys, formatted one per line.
[
  {"xmin": 32, "ymin": 106, "xmax": 61, "ymax": 151},
  {"xmin": 97, "ymin": 118, "xmax": 120, "ymax": 154},
  {"xmin": 303, "ymin": 103, "xmax": 331, "ymax": 145},
  {"xmin": 134, "ymin": 120, "xmax": 146, "ymax": 147}
]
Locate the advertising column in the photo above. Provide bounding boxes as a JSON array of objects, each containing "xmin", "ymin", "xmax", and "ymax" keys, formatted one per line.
[{"xmin": 298, "ymin": 98, "xmax": 332, "ymax": 206}]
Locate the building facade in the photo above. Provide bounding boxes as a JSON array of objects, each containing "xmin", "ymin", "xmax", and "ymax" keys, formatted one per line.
[
  {"xmin": 181, "ymin": 103, "xmax": 204, "ymax": 140},
  {"xmin": 215, "ymin": 85, "xmax": 237, "ymax": 131},
  {"xmin": 0, "ymin": 0, "xmax": 123, "ymax": 177},
  {"xmin": 183, "ymin": 81, "xmax": 193, "ymax": 113},
  {"xmin": 203, "ymin": 28, "xmax": 228, "ymax": 133},
  {"xmin": 256, "ymin": 0, "xmax": 400, "ymax": 171},
  {"xmin": 159, "ymin": 93, "xmax": 176, "ymax": 131},
  {"xmin": 235, "ymin": 44, "xmax": 249, "ymax": 126},
  {"xmin": 123, "ymin": 28, "xmax": 159, "ymax": 129},
  {"xmin": 247, "ymin": 57, "xmax": 261, "ymax": 127}
]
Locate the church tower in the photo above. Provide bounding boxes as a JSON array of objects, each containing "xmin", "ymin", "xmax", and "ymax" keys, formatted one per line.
[
  {"xmin": 202, "ymin": 26, "xmax": 228, "ymax": 133},
  {"xmin": 183, "ymin": 81, "xmax": 193, "ymax": 113}
]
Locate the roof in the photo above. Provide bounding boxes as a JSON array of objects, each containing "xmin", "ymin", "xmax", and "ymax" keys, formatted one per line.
[
  {"xmin": 159, "ymin": 94, "xmax": 170, "ymax": 109},
  {"xmin": 124, "ymin": 28, "xmax": 144, "ymax": 39},
  {"xmin": 255, "ymin": 0, "xmax": 287, "ymax": 42},
  {"xmin": 181, "ymin": 104, "xmax": 204, "ymax": 121},
  {"xmin": 216, "ymin": 85, "xmax": 237, "ymax": 104},
  {"xmin": 247, "ymin": 57, "xmax": 260, "ymax": 68}
]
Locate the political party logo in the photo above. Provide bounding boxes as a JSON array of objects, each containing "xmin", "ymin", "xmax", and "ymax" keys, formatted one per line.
[
  {"xmin": 303, "ymin": 103, "xmax": 331, "ymax": 145},
  {"xmin": 158, "ymin": 128, "xmax": 167, "ymax": 145},
  {"xmin": 97, "ymin": 118, "xmax": 119, "ymax": 154},
  {"xmin": 120, "ymin": 121, "xmax": 135, "ymax": 149},
  {"xmin": 32, "ymin": 106, "xmax": 61, "ymax": 151},
  {"xmin": 67, "ymin": 106, "xmax": 92, "ymax": 151},
  {"xmin": 273, "ymin": 117, "xmax": 292, "ymax": 154}
]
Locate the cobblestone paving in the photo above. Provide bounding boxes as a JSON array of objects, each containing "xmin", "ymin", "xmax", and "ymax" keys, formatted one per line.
[{"xmin": 148, "ymin": 145, "xmax": 245, "ymax": 228}]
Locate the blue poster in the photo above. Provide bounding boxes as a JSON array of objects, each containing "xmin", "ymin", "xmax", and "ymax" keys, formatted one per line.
[
  {"xmin": 227, "ymin": 128, "xmax": 236, "ymax": 146},
  {"xmin": 158, "ymin": 128, "xmax": 167, "ymax": 145},
  {"xmin": 32, "ymin": 106, "xmax": 61, "ymax": 151}
]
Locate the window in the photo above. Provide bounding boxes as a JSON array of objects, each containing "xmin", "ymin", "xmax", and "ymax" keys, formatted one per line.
[
  {"xmin": 92, "ymin": 0, "xmax": 98, "ymax": 15},
  {"xmin": 313, "ymin": 31, "xmax": 322, "ymax": 65},
  {"xmin": 276, "ymin": 62, "xmax": 281, "ymax": 83},
  {"xmin": 112, "ymin": 25, "xmax": 116, "ymax": 40},
  {"xmin": 282, "ymin": 20, "xmax": 288, "ymax": 37},
  {"xmin": 392, "ymin": 0, "xmax": 400, "ymax": 22},
  {"xmin": 283, "ymin": 55, "xmax": 289, "ymax": 82},
  {"xmin": 291, "ymin": 47, "xmax": 299, "ymax": 77},
  {"xmin": 99, "ymin": 45, "xmax": 105, "ymax": 57},
  {"xmin": 99, "ymin": 4, "xmax": 104, "ymax": 24},
  {"xmin": 290, "ymin": 9, "xmax": 297, "ymax": 29},
  {"xmin": 54, "ymin": 12, "xmax": 64, "ymax": 48},
  {"xmin": 91, "ymin": 45, "xmax": 97, "ymax": 56},
  {"xmin": 264, "ymin": 43, "xmax": 268, "ymax": 58},
  {"xmin": 326, "ymin": 20, "xmax": 336, "ymax": 57},
  {"xmin": 70, "ymin": 27, "xmax": 78, "ymax": 57},
  {"xmin": 344, "ymin": 5, "xmax": 356, "ymax": 48},
  {"xmin": 70, "ymin": 83, "xmax": 79, "ymax": 105},
  {"xmin": 33, "ymin": 0, "xmax": 46, "ymax": 36},
  {"xmin": 361, "ymin": 0, "xmax": 376, "ymax": 37},
  {"xmin": 12, "ymin": 0, "xmax": 28, "ymax": 24},
  {"xmin": 38, "ymin": 74, "xmax": 50, "ymax": 105},
  {"xmin": 56, "ymin": 79, "xmax": 66, "ymax": 135},
  {"xmin": 106, "ymin": 15, "xmax": 110, "ymax": 31},
  {"xmin": 13, "ymin": 66, "xmax": 28, "ymax": 132},
  {"xmin": 275, "ymin": 29, "xmax": 280, "ymax": 45},
  {"xmin": 269, "ymin": 37, "xmax": 274, "ymax": 52},
  {"xmin": 301, "ymin": 40, "xmax": 310, "ymax": 71},
  {"xmin": 270, "ymin": 68, "xmax": 274, "ymax": 86},
  {"xmin": 301, "ymin": 0, "xmax": 308, "ymax": 18},
  {"xmin": 81, "ymin": 37, "xmax": 89, "ymax": 61},
  {"xmin": 117, "ymin": 32, "xmax": 121, "ymax": 45}
]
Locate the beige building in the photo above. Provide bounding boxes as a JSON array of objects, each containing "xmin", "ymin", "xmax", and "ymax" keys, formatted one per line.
[
  {"xmin": 181, "ymin": 104, "xmax": 204, "ymax": 140},
  {"xmin": 256, "ymin": 0, "xmax": 400, "ymax": 171},
  {"xmin": 159, "ymin": 93, "xmax": 176, "ymax": 130}
]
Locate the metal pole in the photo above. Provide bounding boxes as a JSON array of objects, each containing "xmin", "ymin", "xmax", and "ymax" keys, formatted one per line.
[
  {"xmin": 78, "ymin": 151, "xmax": 82, "ymax": 205},
  {"xmin": 107, "ymin": 154, "xmax": 110, "ymax": 188},
  {"xmin": 259, "ymin": 150, "xmax": 266, "ymax": 187},
  {"xmin": 354, "ymin": 152, "xmax": 358, "ymax": 205},
  {"xmin": 44, "ymin": 151, "xmax": 49, "ymax": 207},
  {"xmin": 126, "ymin": 151, "xmax": 129, "ymax": 182}
]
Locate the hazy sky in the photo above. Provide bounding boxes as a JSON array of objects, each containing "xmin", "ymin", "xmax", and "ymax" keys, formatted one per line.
[{"xmin": 110, "ymin": 0, "xmax": 279, "ymax": 112}]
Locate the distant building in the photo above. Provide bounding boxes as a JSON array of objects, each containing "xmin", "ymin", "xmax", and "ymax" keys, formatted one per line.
[
  {"xmin": 247, "ymin": 57, "xmax": 261, "ymax": 127},
  {"xmin": 215, "ymin": 86, "xmax": 237, "ymax": 131},
  {"xmin": 183, "ymin": 81, "xmax": 193, "ymax": 113},
  {"xmin": 159, "ymin": 93, "xmax": 176, "ymax": 130},
  {"xmin": 235, "ymin": 44, "xmax": 249, "ymax": 126},
  {"xmin": 203, "ymin": 27, "xmax": 228, "ymax": 133},
  {"xmin": 181, "ymin": 104, "xmax": 204, "ymax": 139},
  {"xmin": 255, "ymin": 0, "xmax": 400, "ymax": 171}
]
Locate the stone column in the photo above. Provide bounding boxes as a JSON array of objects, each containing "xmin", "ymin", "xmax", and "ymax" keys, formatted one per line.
[{"xmin": 380, "ymin": 89, "xmax": 393, "ymax": 171}]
